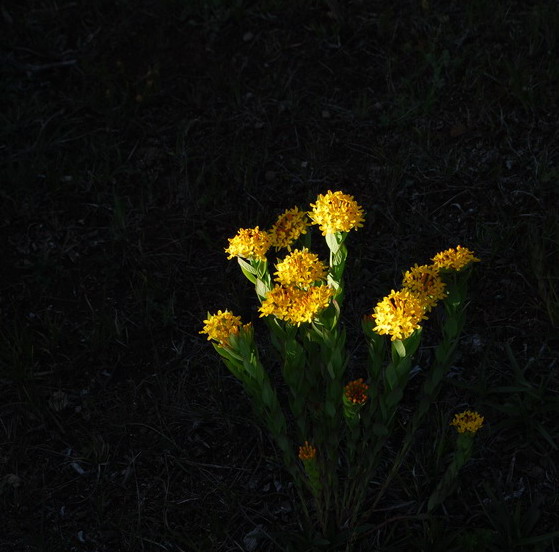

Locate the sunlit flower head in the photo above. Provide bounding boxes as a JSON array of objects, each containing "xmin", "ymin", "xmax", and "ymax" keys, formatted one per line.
[
  {"xmin": 432, "ymin": 246, "xmax": 480, "ymax": 271},
  {"xmin": 370, "ymin": 289, "xmax": 428, "ymax": 341},
  {"xmin": 309, "ymin": 190, "xmax": 365, "ymax": 235},
  {"xmin": 200, "ymin": 310, "xmax": 251, "ymax": 347},
  {"xmin": 298, "ymin": 441, "xmax": 317, "ymax": 461},
  {"xmin": 225, "ymin": 226, "xmax": 271, "ymax": 261},
  {"xmin": 258, "ymin": 285, "xmax": 292, "ymax": 320},
  {"xmin": 402, "ymin": 264, "xmax": 447, "ymax": 311},
  {"xmin": 288, "ymin": 285, "xmax": 334, "ymax": 325},
  {"xmin": 269, "ymin": 207, "xmax": 309, "ymax": 250},
  {"xmin": 259, "ymin": 284, "xmax": 334, "ymax": 326},
  {"xmin": 274, "ymin": 248, "xmax": 328, "ymax": 288},
  {"xmin": 344, "ymin": 378, "xmax": 369, "ymax": 405},
  {"xmin": 450, "ymin": 410, "xmax": 484, "ymax": 434}
]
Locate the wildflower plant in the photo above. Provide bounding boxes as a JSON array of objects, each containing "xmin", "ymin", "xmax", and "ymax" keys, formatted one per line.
[
  {"xmin": 428, "ymin": 410, "xmax": 485, "ymax": 512},
  {"xmin": 201, "ymin": 191, "xmax": 482, "ymax": 542}
]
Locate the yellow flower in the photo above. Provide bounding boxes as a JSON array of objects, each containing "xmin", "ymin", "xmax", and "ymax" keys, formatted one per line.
[
  {"xmin": 402, "ymin": 264, "xmax": 447, "ymax": 311},
  {"xmin": 289, "ymin": 285, "xmax": 334, "ymax": 325},
  {"xmin": 269, "ymin": 207, "xmax": 309, "ymax": 250},
  {"xmin": 274, "ymin": 248, "xmax": 328, "ymax": 288},
  {"xmin": 259, "ymin": 284, "xmax": 334, "ymax": 326},
  {"xmin": 225, "ymin": 226, "xmax": 271, "ymax": 261},
  {"xmin": 200, "ymin": 310, "xmax": 250, "ymax": 347},
  {"xmin": 371, "ymin": 289, "xmax": 428, "ymax": 341},
  {"xmin": 309, "ymin": 190, "xmax": 365, "ymax": 235},
  {"xmin": 344, "ymin": 378, "xmax": 369, "ymax": 405},
  {"xmin": 258, "ymin": 285, "xmax": 292, "ymax": 320},
  {"xmin": 450, "ymin": 410, "xmax": 484, "ymax": 434},
  {"xmin": 298, "ymin": 441, "xmax": 317, "ymax": 461},
  {"xmin": 432, "ymin": 246, "xmax": 480, "ymax": 271}
]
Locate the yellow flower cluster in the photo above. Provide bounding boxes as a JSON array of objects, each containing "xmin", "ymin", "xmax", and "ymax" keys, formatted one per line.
[
  {"xmin": 298, "ymin": 441, "xmax": 317, "ymax": 461},
  {"xmin": 402, "ymin": 264, "xmax": 447, "ymax": 312},
  {"xmin": 269, "ymin": 207, "xmax": 309, "ymax": 250},
  {"xmin": 344, "ymin": 378, "xmax": 369, "ymax": 405},
  {"xmin": 259, "ymin": 284, "xmax": 334, "ymax": 326},
  {"xmin": 450, "ymin": 410, "xmax": 484, "ymax": 434},
  {"xmin": 200, "ymin": 310, "xmax": 250, "ymax": 347},
  {"xmin": 274, "ymin": 248, "xmax": 328, "ymax": 288},
  {"xmin": 225, "ymin": 227, "xmax": 271, "ymax": 261},
  {"xmin": 309, "ymin": 190, "xmax": 365, "ymax": 235},
  {"xmin": 371, "ymin": 290, "xmax": 428, "ymax": 341},
  {"xmin": 432, "ymin": 246, "xmax": 480, "ymax": 271}
]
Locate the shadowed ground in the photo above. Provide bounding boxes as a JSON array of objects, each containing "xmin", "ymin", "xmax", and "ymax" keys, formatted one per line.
[{"xmin": 1, "ymin": 1, "xmax": 558, "ymax": 550}]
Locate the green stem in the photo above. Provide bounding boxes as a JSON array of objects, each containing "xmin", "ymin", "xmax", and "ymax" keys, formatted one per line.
[
  {"xmin": 367, "ymin": 274, "xmax": 470, "ymax": 512},
  {"xmin": 427, "ymin": 432, "xmax": 474, "ymax": 512}
]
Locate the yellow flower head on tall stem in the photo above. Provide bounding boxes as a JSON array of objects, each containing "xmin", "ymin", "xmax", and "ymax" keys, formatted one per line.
[
  {"xmin": 274, "ymin": 248, "xmax": 328, "ymax": 288},
  {"xmin": 371, "ymin": 289, "xmax": 428, "ymax": 341},
  {"xmin": 288, "ymin": 285, "xmax": 334, "ymax": 325},
  {"xmin": 269, "ymin": 207, "xmax": 309, "ymax": 250},
  {"xmin": 225, "ymin": 226, "xmax": 271, "ymax": 261},
  {"xmin": 309, "ymin": 190, "xmax": 365, "ymax": 235},
  {"xmin": 432, "ymin": 246, "xmax": 480, "ymax": 271},
  {"xmin": 450, "ymin": 410, "xmax": 484, "ymax": 434},
  {"xmin": 259, "ymin": 284, "xmax": 334, "ymax": 326},
  {"xmin": 258, "ymin": 285, "xmax": 293, "ymax": 320},
  {"xmin": 402, "ymin": 264, "xmax": 447, "ymax": 311},
  {"xmin": 298, "ymin": 441, "xmax": 317, "ymax": 461},
  {"xmin": 200, "ymin": 310, "xmax": 250, "ymax": 347},
  {"xmin": 344, "ymin": 378, "xmax": 369, "ymax": 405}
]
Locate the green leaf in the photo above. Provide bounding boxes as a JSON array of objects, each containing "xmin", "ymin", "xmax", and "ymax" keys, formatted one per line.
[
  {"xmin": 261, "ymin": 383, "xmax": 274, "ymax": 408},
  {"xmin": 325, "ymin": 232, "xmax": 342, "ymax": 253},
  {"xmin": 239, "ymin": 266, "xmax": 257, "ymax": 284},
  {"xmin": 372, "ymin": 423, "xmax": 389, "ymax": 436},
  {"xmin": 255, "ymin": 278, "xmax": 269, "ymax": 299},
  {"xmin": 275, "ymin": 434, "xmax": 290, "ymax": 453},
  {"xmin": 434, "ymin": 342, "xmax": 449, "ymax": 364},
  {"xmin": 392, "ymin": 339, "xmax": 406, "ymax": 358},
  {"xmin": 254, "ymin": 259, "xmax": 268, "ymax": 279},
  {"xmin": 384, "ymin": 387, "xmax": 404, "ymax": 411},
  {"xmin": 324, "ymin": 400, "xmax": 336, "ymax": 418},
  {"xmin": 385, "ymin": 362, "xmax": 397, "ymax": 390},
  {"xmin": 443, "ymin": 317, "xmax": 458, "ymax": 338},
  {"xmin": 403, "ymin": 328, "xmax": 422, "ymax": 357},
  {"xmin": 237, "ymin": 257, "xmax": 256, "ymax": 273}
]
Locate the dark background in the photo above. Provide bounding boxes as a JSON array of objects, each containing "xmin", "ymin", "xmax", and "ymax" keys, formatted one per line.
[{"xmin": 2, "ymin": 0, "xmax": 558, "ymax": 550}]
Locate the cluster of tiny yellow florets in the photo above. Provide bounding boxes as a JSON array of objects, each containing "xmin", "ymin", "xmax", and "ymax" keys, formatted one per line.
[
  {"xmin": 274, "ymin": 248, "xmax": 328, "ymax": 288},
  {"xmin": 369, "ymin": 246, "xmax": 479, "ymax": 341},
  {"xmin": 450, "ymin": 410, "xmax": 484, "ymax": 434},
  {"xmin": 200, "ymin": 310, "xmax": 250, "ymax": 347},
  {"xmin": 371, "ymin": 289, "xmax": 428, "ymax": 341},
  {"xmin": 402, "ymin": 264, "xmax": 447, "ymax": 312},
  {"xmin": 344, "ymin": 378, "xmax": 369, "ymax": 405},
  {"xmin": 432, "ymin": 246, "xmax": 480, "ymax": 271},
  {"xmin": 261, "ymin": 247, "xmax": 332, "ymax": 324},
  {"xmin": 298, "ymin": 441, "xmax": 317, "ymax": 461},
  {"xmin": 269, "ymin": 207, "xmax": 309, "ymax": 250},
  {"xmin": 260, "ymin": 212, "xmax": 335, "ymax": 325},
  {"xmin": 309, "ymin": 190, "xmax": 365, "ymax": 235},
  {"xmin": 225, "ymin": 227, "xmax": 271, "ymax": 261},
  {"xmin": 259, "ymin": 284, "xmax": 334, "ymax": 326}
]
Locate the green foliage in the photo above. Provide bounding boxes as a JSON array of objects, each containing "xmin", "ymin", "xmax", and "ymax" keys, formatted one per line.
[
  {"xmin": 205, "ymin": 198, "xmax": 484, "ymax": 545},
  {"xmin": 456, "ymin": 344, "xmax": 559, "ymax": 456},
  {"xmin": 477, "ymin": 485, "xmax": 559, "ymax": 551}
]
